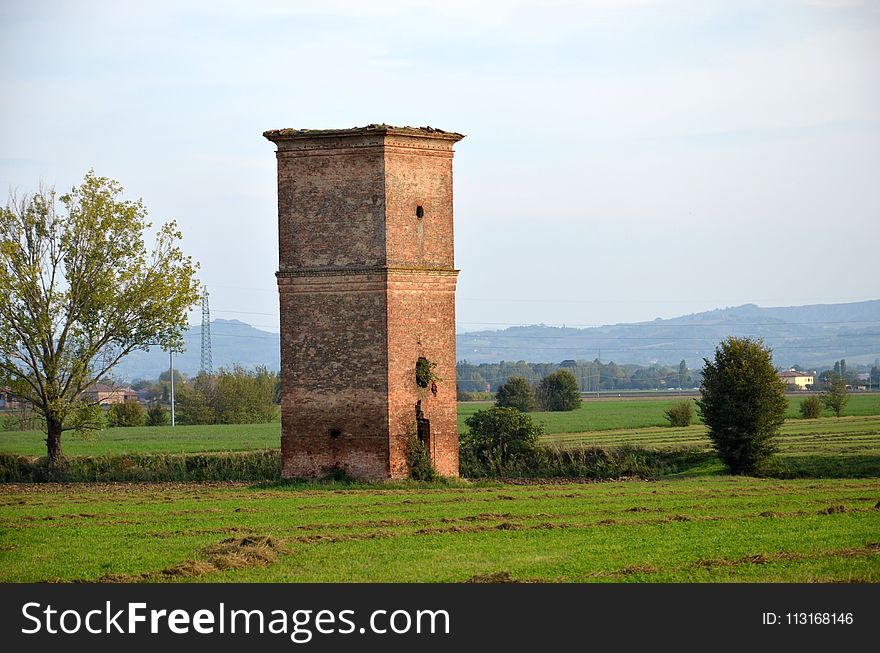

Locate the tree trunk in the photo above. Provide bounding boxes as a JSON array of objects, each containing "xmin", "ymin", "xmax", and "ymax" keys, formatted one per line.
[{"xmin": 46, "ymin": 416, "xmax": 64, "ymax": 478}]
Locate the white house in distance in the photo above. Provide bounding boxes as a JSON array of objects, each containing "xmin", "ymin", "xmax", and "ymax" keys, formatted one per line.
[{"xmin": 778, "ymin": 369, "xmax": 815, "ymax": 390}]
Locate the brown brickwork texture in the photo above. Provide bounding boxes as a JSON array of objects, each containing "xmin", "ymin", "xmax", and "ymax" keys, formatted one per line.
[{"xmin": 264, "ymin": 125, "xmax": 464, "ymax": 480}]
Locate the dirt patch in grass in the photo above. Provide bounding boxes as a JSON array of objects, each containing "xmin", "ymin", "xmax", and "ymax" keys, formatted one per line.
[
  {"xmin": 458, "ymin": 512, "xmax": 513, "ymax": 522},
  {"xmin": 464, "ymin": 571, "xmax": 547, "ymax": 583},
  {"xmin": 834, "ymin": 542, "xmax": 880, "ymax": 557},
  {"xmin": 465, "ymin": 571, "xmax": 519, "ymax": 583},
  {"xmin": 94, "ymin": 534, "xmax": 287, "ymax": 582},
  {"xmin": 740, "ymin": 554, "xmax": 769, "ymax": 565},
  {"xmin": 664, "ymin": 514, "xmax": 692, "ymax": 522},
  {"xmin": 201, "ymin": 535, "xmax": 285, "ymax": 570},
  {"xmin": 696, "ymin": 558, "xmax": 735, "ymax": 569},
  {"xmin": 694, "ymin": 542, "xmax": 880, "ymax": 572},
  {"xmin": 614, "ymin": 564, "xmax": 659, "ymax": 575},
  {"xmin": 817, "ymin": 505, "xmax": 847, "ymax": 515},
  {"xmin": 161, "ymin": 560, "xmax": 219, "ymax": 577},
  {"xmin": 415, "ymin": 525, "xmax": 485, "ymax": 536}
]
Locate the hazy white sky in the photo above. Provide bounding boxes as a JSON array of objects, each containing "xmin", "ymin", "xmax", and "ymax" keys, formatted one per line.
[{"xmin": 2, "ymin": 0, "xmax": 878, "ymax": 333}]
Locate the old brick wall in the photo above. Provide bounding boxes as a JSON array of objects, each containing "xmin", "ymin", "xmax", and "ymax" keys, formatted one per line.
[
  {"xmin": 384, "ymin": 136, "xmax": 456, "ymax": 270},
  {"xmin": 383, "ymin": 139, "xmax": 459, "ymax": 477},
  {"xmin": 266, "ymin": 125, "xmax": 463, "ymax": 480},
  {"xmin": 277, "ymin": 272, "xmax": 390, "ymax": 479},
  {"xmin": 386, "ymin": 270, "xmax": 459, "ymax": 478},
  {"xmin": 275, "ymin": 134, "xmax": 387, "ymax": 269}
]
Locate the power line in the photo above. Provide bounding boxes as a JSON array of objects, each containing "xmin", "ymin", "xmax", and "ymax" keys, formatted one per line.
[
  {"xmin": 457, "ymin": 319, "xmax": 880, "ymax": 328},
  {"xmin": 459, "ymin": 344, "xmax": 864, "ymax": 351},
  {"xmin": 458, "ymin": 332, "xmax": 878, "ymax": 341},
  {"xmin": 213, "ymin": 309, "xmax": 280, "ymax": 317}
]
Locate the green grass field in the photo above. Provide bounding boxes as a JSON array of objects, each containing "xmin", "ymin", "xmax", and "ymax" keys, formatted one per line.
[
  {"xmin": 545, "ymin": 415, "xmax": 880, "ymax": 453},
  {"xmin": 3, "ymin": 395, "xmax": 879, "ymax": 583},
  {"xmin": 543, "ymin": 415, "xmax": 880, "ymax": 478},
  {"xmin": 1, "ymin": 477, "xmax": 877, "ymax": 582},
  {"xmin": 0, "ymin": 422, "xmax": 281, "ymax": 456},
  {"xmin": 457, "ymin": 394, "xmax": 880, "ymax": 435},
  {"xmin": 1, "ymin": 394, "xmax": 877, "ymax": 457}
]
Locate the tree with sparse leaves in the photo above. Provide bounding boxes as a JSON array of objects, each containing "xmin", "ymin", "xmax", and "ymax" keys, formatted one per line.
[
  {"xmin": 494, "ymin": 375, "xmax": 536, "ymax": 412},
  {"xmin": 697, "ymin": 337, "xmax": 787, "ymax": 475},
  {"xmin": 0, "ymin": 171, "xmax": 200, "ymax": 472},
  {"xmin": 821, "ymin": 373, "xmax": 849, "ymax": 418}
]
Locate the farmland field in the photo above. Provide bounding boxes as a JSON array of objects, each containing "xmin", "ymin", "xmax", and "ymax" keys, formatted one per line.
[
  {"xmin": 546, "ymin": 416, "xmax": 880, "ymax": 455},
  {"xmin": 2, "ymin": 395, "xmax": 879, "ymax": 583},
  {"xmin": 2, "ymin": 394, "xmax": 878, "ymax": 457},
  {"xmin": 0, "ymin": 422, "xmax": 281, "ymax": 456},
  {"xmin": 457, "ymin": 393, "xmax": 880, "ymax": 434},
  {"xmin": 1, "ymin": 477, "xmax": 878, "ymax": 583}
]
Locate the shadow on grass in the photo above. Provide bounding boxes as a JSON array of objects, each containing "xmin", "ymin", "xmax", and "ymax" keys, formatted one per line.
[
  {"xmin": 249, "ymin": 476, "xmax": 492, "ymax": 492},
  {"xmin": 669, "ymin": 453, "xmax": 880, "ymax": 479},
  {"xmin": 760, "ymin": 455, "xmax": 880, "ymax": 479}
]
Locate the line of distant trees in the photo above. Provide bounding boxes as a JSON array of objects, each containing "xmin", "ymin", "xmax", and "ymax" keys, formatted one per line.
[
  {"xmin": 458, "ymin": 358, "xmax": 880, "ymax": 396},
  {"xmin": 131, "ymin": 365, "xmax": 280, "ymax": 426},
  {"xmin": 805, "ymin": 359, "xmax": 880, "ymax": 389},
  {"xmin": 1, "ymin": 365, "xmax": 281, "ymax": 431},
  {"xmin": 456, "ymin": 359, "xmax": 697, "ymax": 394}
]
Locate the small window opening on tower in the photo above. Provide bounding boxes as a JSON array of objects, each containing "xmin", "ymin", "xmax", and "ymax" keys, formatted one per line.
[
  {"xmin": 415, "ymin": 401, "xmax": 430, "ymax": 448},
  {"xmin": 417, "ymin": 416, "xmax": 430, "ymax": 446},
  {"xmin": 329, "ymin": 428, "xmax": 342, "ymax": 438},
  {"xmin": 416, "ymin": 205, "xmax": 424, "ymax": 219}
]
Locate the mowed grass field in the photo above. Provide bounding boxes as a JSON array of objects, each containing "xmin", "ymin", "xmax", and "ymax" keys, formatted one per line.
[
  {"xmin": 544, "ymin": 415, "xmax": 880, "ymax": 478},
  {"xmin": 1, "ymin": 477, "xmax": 878, "ymax": 583},
  {"xmin": 2, "ymin": 395, "xmax": 879, "ymax": 583}
]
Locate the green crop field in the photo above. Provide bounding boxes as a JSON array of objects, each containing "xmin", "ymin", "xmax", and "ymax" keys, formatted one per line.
[
  {"xmin": 0, "ymin": 422, "xmax": 281, "ymax": 456},
  {"xmin": 546, "ymin": 415, "xmax": 880, "ymax": 453},
  {"xmin": 544, "ymin": 415, "xmax": 880, "ymax": 478},
  {"xmin": 457, "ymin": 394, "xmax": 880, "ymax": 435},
  {"xmin": 1, "ymin": 477, "xmax": 877, "ymax": 583}
]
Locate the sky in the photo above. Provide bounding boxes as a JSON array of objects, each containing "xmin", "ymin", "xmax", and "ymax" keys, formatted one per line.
[{"xmin": 1, "ymin": 0, "xmax": 878, "ymax": 334}]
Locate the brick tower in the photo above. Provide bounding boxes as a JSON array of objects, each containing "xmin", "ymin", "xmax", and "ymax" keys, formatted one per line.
[{"xmin": 263, "ymin": 124, "xmax": 464, "ymax": 479}]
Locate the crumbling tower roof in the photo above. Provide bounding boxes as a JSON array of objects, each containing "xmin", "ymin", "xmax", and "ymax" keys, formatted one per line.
[{"xmin": 263, "ymin": 124, "xmax": 465, "ymax": 142}]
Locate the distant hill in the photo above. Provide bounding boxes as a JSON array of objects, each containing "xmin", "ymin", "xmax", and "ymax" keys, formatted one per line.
[
  {"xmin": 109, "ymin": 300, "xmax": 880, "ymax": 381},
  {"xmin": 111, "ymin": 319, "xmax": 280, "ymax": 382},
  {"xmin": 456, "ymin": 300, "xmax": 880, "ymax": 368}
]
